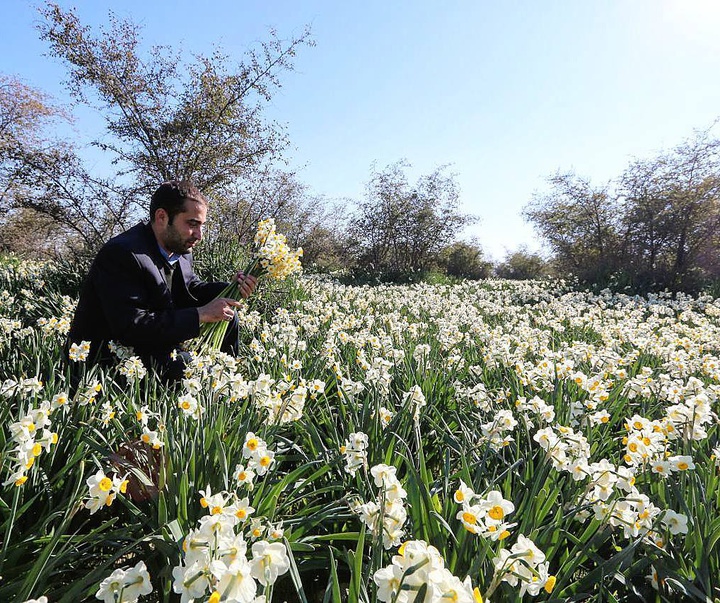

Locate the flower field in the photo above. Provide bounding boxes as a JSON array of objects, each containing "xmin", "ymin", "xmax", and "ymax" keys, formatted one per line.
[{"xmin": 1, "ymin": 258, "xmax": 719, "ymax": 602}]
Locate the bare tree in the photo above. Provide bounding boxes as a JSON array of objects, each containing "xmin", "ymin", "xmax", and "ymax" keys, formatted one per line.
[
  {"xmin": 524, "ymin": 126, "xmax": 720, "ymax": 292},
  {"xmin": 523, "ymin": 172, "xmax": 621, "ymax": 284},
  {"xmin": 348, "ymin": 161, "xmax": 475, "ymax": 281},
  {"xmin": 39, "ymin": 4, "xmax": 312, "ymax": 198},
  {"xmin": 0, "ymin": 4, "xmax": 314, "ymax": 255},
  {"xmin": 620, "ymin": 128, "xmax": 720, "ymax": 290}
]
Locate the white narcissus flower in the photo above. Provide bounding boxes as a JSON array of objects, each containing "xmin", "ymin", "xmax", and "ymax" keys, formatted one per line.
[
  {"xmin": 69, "ymin": 340, "xmax": 90, "ymax": 362},
  {"xmin": 511, "ymin": 534, "xmax": 546, "ymax": 566},
  {"xmin": 234, "ymin": 464, "xmax": 256, "ymax": 489},
  {"xmin": 250, "ymin": 541, "xmax": 290, "ymax": 586},
  {"xmin": 209, "ymin": 558, "xmax": 257, "ymax": 603},
  {"xmin": 95, "ymin": 569, "xmax": 126, "ymax": 603},
  {"xmin": 662, "ymin": 509, "xmax": 689, "ymax": 535},
  {"xmin": 172, "ymin": 560, "xmax": 211, "ymax": 602},
  {"xmin": 95, "ymin": 561, "xmax": 153, "ymax": 603},
  {"xmin": 178, "ymin": 393, "xmax": 202, "ymax": 418},
  {"xmin": 481, "ymin": 490, "xmax": 515, "ymax": 521},
  {"xmin": 242, "ymin": 433, "xmax": 266, "ymax": 459},
  {"xmin": 117, "ymin": 561, "xmax": 153, "ymax": 601},
  {"xmin": 457, "ymin": 504, "xmax": 484, "ymax": 535},
  {"xmin": 374, "ymin": 563, "xmax": 406, "ymax": 602},
  {"xmin": 229, "ymin": 497, "xmax": 255, "ymax": 523},
  {"xmin": 427, "ymin": 568, "xmax": 476, "ymax": 603},
  {"xmin": 453, "ymin": 480, "xmax": 476, "ymax": 505},
  {"xmin": 199, "ymin": 485, "xmax": 229, "ymax": 516},
  {"xmin": 370, "ymin": 464, "xmax": 397, "ymax": 488},
  {"xmin": 668, "ymin": 455, "xmax": 695, "ymax": 472},
  {"xmin": 85, "ymin": 469, "xmax": 127, "ymax": 515}
]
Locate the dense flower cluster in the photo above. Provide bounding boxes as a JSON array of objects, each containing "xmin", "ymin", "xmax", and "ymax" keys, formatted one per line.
[
  {"xmin": 354, "ymin": 463, "xmax": 409, "ymax": 549},
  {"xmin": 172, "ymin": 438, "xmax": 288, "ymax": 603},
  {"xmin": 84, "ymin": 468, "xmax": 130, "ymax": 514},
  {"xmin": 3, "ymin": 385, "xmax": 64, "ymax": 487},
  {"xmin": 492, "ymin": 535, "xmax": 555, "ymax": 597},
  {"xmin": 454, "ymin": 482, "xmax": 516, "ymax": 541},
  {"xmin": 95, "ymin": 561, "xmax": 153, "ymax": 603},
  {"xmin": 252, "ymin": 218, "xmax": 303, "ymax": 281},
  {"xmin": 373, "ymin": 540, "xmax": 480, "ymax": 602}
]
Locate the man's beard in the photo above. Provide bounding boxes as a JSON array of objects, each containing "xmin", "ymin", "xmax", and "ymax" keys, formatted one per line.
[{"xmin": 164, "ymin": 224, "xmax": 197, "ymax": 254}]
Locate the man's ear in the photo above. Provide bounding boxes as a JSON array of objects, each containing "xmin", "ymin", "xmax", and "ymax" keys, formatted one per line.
[{"xmin": 154, "ymin": 208, "xmax": 168, "ymax": 226}]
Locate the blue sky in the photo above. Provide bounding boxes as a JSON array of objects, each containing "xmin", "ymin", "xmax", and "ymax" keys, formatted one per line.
[{"xmin": 2, "ymin": 0, "xmax": 720, "ymax": 260}]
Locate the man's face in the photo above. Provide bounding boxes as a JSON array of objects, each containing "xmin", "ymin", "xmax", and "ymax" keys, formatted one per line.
[{"xmin": 156, "ymin": 199, "xmax": 207, "ymax": 255}]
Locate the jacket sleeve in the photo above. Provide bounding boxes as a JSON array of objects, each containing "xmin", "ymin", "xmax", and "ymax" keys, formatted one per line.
[{"xmin": 92, "ymin": 243, "xmax": 201, "ymax": 347}]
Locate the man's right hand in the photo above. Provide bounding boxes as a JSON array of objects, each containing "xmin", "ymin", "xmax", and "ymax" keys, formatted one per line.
[{"xmin": 198, "ymin": 298, "xmax": 241, "ymax": 323}]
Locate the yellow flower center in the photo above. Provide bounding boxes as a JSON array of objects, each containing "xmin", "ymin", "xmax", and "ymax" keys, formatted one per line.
[
  {"xmin": 99, "ymin": 477, "xmax": 113, "ymax": 492},
  {"xmin": 462, "ymin": 511, "xmax": 477, "ymax": 525},
  {"xmin": 488, "ymin": 505, "xmax": 505, "ymax": 520},
  {"xmin": 544, "ymin": 575, "xmax": 557, "ymax": 593}
]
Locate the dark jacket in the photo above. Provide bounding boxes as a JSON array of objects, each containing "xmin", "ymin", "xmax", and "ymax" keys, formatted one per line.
[{"xmin": 68, "ymin": 222, "xmax": 226, "ymax": 364}]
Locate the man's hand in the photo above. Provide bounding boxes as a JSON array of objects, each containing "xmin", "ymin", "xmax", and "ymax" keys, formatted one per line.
[
  {"xmin": 235, "ymin": 271, "xmax": 258, "ymax": 299},
  {"xmin": 198, "ymin": 298, "xmax": 242, "ymax": 324}
]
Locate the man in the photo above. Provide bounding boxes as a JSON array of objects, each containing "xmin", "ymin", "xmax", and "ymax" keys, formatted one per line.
[{"xmin": 68, "ymin": 180, "xmax": 257, "ymax": 381}]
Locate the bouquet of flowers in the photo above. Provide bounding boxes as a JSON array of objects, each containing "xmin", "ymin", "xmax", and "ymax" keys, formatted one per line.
[{"xmin": 193, "ymin": 218, "xmax": 302, "ymax": 354}]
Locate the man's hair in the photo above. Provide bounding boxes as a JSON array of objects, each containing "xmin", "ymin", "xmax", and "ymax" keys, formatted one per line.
[{"xmin": 150, "ymin": 180, "xmax": 207, "ymax": 223}]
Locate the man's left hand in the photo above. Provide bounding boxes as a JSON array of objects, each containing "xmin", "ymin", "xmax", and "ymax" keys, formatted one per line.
[{"xmin": 235, "ymin": 271, "xmax": 258, "ymax": 299}]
